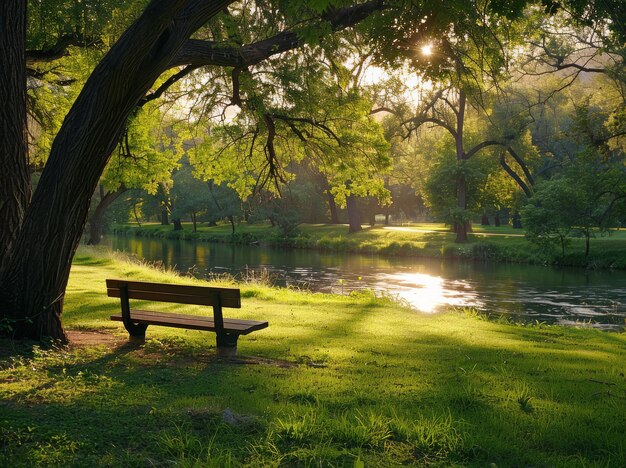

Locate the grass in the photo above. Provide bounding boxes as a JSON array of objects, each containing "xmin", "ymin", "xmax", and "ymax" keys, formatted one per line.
[
  {"xmin": 0, "ymin": 247, "xmax": 625, "ymax": 466},
  {"xmin": 112, "ymin": 222, "xmax": 626, "ymax": 269}
]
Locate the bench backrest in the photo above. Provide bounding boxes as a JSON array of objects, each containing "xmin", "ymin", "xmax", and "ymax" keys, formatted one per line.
[{"xmin": 106, "ymin": 279, "xmax": 241, "ymax": 308}]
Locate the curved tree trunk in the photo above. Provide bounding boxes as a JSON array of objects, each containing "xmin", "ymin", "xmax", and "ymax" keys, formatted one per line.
[
  {"xmin": 0, "ymin": 0, "xmax": 231, "ymax": 341},
  {"xmin": 0, "ymin": 0, "xmax": 30, "ymax": 270},
  {"xmin": 87, "ymin": 186, "xmax": 126, "ymax": 245}
]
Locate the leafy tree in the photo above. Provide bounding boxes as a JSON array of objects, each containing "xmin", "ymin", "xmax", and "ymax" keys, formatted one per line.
[
  {"xmin": 522, "ymin": 178, "xmax": 574, "ymax": 256},
  {"xmin": 187, "ymin": 48, "xmax": 391, "ymax": 234},
  {"xmin": 523, "ymin": 102, "xmax": 626, "ymax": 257},
  {"xmin": 88, "ymin": 103, "xmax": 179, "ymax": 243},
  {"xmin": 170, "ymin": 160, "xmax": 211, "ymax": 233},
  {"xmin": 205, "ymin": 181, "xmax": 243, "ymax": 234}
]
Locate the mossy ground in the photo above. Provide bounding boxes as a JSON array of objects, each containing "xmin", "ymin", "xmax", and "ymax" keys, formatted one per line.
[
  {"xmin": 113, "ymin": 222, "xmax": 626, "ymax": 269},
  {"xmin": 0, "ymin": 248, "xmax": 625, "ymax": 466}
]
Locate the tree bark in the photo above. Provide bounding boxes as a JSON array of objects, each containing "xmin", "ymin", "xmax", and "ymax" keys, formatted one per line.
[
  {"xmin": 494, "ymin": 213, "xmax": 501, "ymax": 227},
  {"xmin": 87, "ymin": 186, "xmax": 126, "ymax": 245},
  {"xmin": 327, "ymin": 191, "xmax": 340, "ymax": 224},
  {"xmin": 346, "ymin": 195, "xmax": 362, "ymax": 234},
  {"xmin": 368, "ymin": 198, "xmax": 377, "ymax": 227},
  {"xmin": 191, "ymin": 212, "xmax": 197, "ymax": 232},
  {"xmin": 173, "ymin": 219, "xmax": 183, "ymax": 231},
  {"xmin": 454, "ymin": 90, "xmax": 468, "ymax": 244},
  {"xmin": 454, "ymin": 176, "xmax": 469, "ymax": 242},
  {"xmin": 481, "ymin": 212, "xmax": 490, "ymax": 226},
  {"xmin": 160, "ymin": 208, "xmax": 169, "ymax": 225},
  {"xmin": 0, "ymin": 0, "xmax": 231, "ymax": 341},
  {"xmin": 0, "ymin": 0, "xmax": 30, "ymax": 270}
]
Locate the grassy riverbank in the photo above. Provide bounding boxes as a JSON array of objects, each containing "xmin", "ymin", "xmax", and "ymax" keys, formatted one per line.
[
  {"xmin": 113, "ymin": 222, "xmax": 626, "ymax": 269},
  {"xmin": 1, "ymin": 248, "xmax": 625, "ymax": 466}
]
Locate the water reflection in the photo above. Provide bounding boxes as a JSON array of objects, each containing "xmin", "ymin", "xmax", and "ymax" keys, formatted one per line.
[
  {"xmin": 378, "ymin": 273, "xmax": 482, "ymax": 313},
  {"xmin": 105, "ymin": 236, "xmax": 626, "ymax": 329}
]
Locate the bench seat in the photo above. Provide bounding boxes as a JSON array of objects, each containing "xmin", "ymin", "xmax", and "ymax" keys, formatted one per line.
[{"xmin": 111, "ymin": 309, "xmax": 268, "ymax": 335}]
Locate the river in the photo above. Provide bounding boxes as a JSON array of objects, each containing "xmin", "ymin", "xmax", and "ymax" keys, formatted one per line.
[{"xmin": 104, "ymin": 236, "xmax": 626, "ymax": 330}]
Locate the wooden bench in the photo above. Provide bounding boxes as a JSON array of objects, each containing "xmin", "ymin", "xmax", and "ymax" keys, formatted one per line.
[{"xmin": 107, "ymin": 279, "xmax": 268, "ymax": 355}]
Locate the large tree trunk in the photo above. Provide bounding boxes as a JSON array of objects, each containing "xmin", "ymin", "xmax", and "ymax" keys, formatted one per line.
[
  {"xmin": 0, "ymin": 0, "xmax": 30, "ymax": 269},
  {"xmin": 346, "ymin": 195, "xmax": 362, "ymax": 234},
  {"xmin": 87, "ymin": 186, "xmax": 126, "ymax": 245},
  {"xmin": 0, "ymin": 0, "xmax": 231, "ymax": 341}
]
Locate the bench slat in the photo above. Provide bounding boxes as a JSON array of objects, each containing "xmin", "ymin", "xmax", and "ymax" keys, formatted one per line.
[
  {"xmin": 106, "ymin": 279, "xmax": 241, "ymax": 308},
  {"xmin": 115, "ymin": 309, "xmax": 264, "ymax": 327},
  {"xmin": 111, "ymin": 309, "xmax": 268, "ymax": 335}
]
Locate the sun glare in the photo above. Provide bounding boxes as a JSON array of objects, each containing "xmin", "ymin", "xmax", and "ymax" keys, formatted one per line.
[
  {"xmin": 379, "ymin": 272, "xmax": 479, "ymax": 313},
  {"xmin": 421, "ymin": 43, "xmax": 433, "ymax": 57}
]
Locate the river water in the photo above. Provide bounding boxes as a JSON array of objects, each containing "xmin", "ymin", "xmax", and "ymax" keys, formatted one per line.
[{"xmin": 105, "ymin": 236, "xmax": 626, "ymax": 330}]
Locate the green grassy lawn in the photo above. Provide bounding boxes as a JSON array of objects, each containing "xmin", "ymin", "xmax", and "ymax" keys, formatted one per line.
[
  {"xmin": 0, "ymin": 248, "xmax": 624, "ymax": 466},
  {"xmin": 113, "ymin": 222, "xmax": 626, "ymax": 269}
]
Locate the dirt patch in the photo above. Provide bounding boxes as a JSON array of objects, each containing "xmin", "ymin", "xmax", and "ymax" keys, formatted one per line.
[{"xmin": 66, "ymin": 329, "xmax": 124, "ymax": 348}]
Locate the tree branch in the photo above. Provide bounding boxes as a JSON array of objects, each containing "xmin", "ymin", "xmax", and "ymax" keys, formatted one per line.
[
  {"xmin": 465, "ymin": 140, "xmax": 503, "ymax": 160},
  {"xmin": 169, "ymin": 0, "xmax": 385, "ymax": 68},
  {"xmin": 140, "ymin": 64, "xmax": 200, "ymax": 105},
  {"xmin": 404, "ymin": 116, "xmax": 458, "ymax": 140},
  {"xmin": 25, "ymin": 34, "xmax": 101, "ymax": 64},
  {"xmin": 506, "ymin": 147, "xmax": 535, "ymax": 186},
  {"xmin": 500, "ymin": 151, "xmax": 532, "ymax": 197},
  {"xmin": 270, "ymin": 114, "xmax": 342, "ymax": 145}
]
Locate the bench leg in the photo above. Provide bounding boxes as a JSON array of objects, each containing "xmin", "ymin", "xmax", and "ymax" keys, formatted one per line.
[
  {"xmin": 124, "ymin": 322, "xmax": 148, "ymax": 342},
  {"xmin": 216, "ymin": 333, "xmax": 239, "ymax": 357}
]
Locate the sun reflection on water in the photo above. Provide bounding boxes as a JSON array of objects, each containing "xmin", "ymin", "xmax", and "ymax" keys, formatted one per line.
[{"xmin": 379, "ymin": 272, "xmax": 481, "ymax": 313}]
